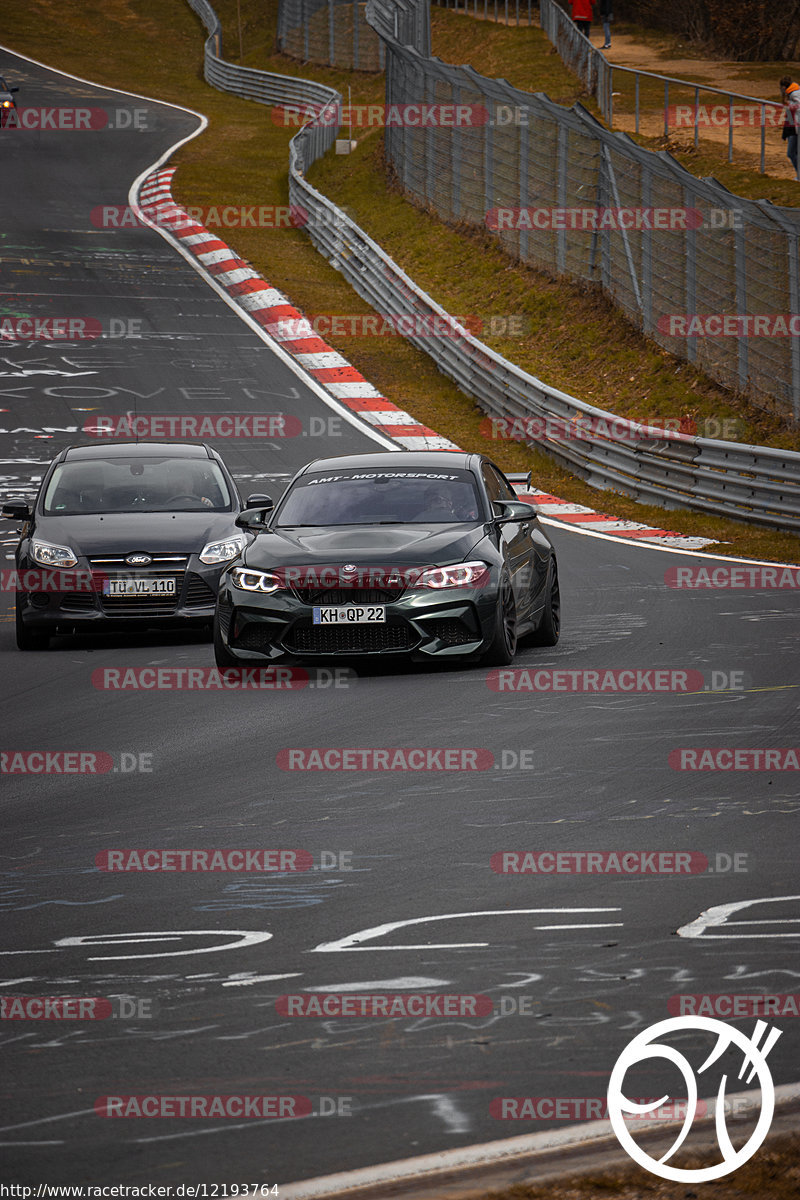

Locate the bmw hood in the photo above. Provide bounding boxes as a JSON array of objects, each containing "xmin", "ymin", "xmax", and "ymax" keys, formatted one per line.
[{"xmin": 243, "ymin": 524, "xmax": 486, "ymax": 568}]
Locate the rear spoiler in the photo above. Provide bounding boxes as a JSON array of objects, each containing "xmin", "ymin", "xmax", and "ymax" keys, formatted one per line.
[
  {"xmin": 504, "ymin": 471, "xmax": 540, "ymax": 513},
  {"xmin": 505, "ymin": 471, "xmax": 532, "ymax": 489}
]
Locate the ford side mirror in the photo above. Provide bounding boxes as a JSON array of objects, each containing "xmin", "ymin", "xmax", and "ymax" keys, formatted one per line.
[{"xmin": 2, "ymin": 502, "xmax": 32, "ymax": 520}]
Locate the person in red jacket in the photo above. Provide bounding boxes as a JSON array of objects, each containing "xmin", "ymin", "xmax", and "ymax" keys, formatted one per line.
[
  {"xmin": 780, "ymin": 76, "xmax": 800, "ymax": 177},
  {"xmin": 570, "ymin": 0, "xmax": 593, "ymax": 36}
]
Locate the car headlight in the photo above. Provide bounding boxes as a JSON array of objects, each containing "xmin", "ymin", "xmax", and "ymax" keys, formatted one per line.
[
  {"xmin": 31, "ymin": 539, "xmax": 78, "ymax": 568},
  {"xmin": 413, "ymin": 561, "xmax": 490, "ymax": 589},
  {"xmin": 230, "ymin": 566, "xmax": 282, "ymax": 594},
  {"xmin": 199, "ymin": 534, "xmax": 246, "ymax": 565}
]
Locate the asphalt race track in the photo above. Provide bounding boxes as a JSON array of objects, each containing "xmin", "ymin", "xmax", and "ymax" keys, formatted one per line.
[{"xmin": 1, "ymin": 47, "xmax": 798, "ymax": 1190}]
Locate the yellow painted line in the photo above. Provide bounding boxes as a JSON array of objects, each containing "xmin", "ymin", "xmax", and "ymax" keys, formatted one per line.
[{"xmin": 680, "ymin": 685, "xmax": 799, "ymax": 695}]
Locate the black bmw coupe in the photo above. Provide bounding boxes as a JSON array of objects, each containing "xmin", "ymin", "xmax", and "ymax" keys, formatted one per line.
[
  {"xmin": 3, "ymin": 442, "xmax": 268, "ymax": 650},
  {"xmin": 213, "ymin": 451, "xmax": 560, "ymax": 668}
]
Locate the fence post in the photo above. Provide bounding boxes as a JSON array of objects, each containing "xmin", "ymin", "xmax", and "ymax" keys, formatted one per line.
[
  {"xmin": 452, "ymin": 82, "xmax": 462, "ymax": 220},
  {"xmin": 557, "ymin": 122, "xmax": 568, "ymax": 274},
  {"xmin": 664, "ymin": 79, "xmax": 668, "ymax": 139},
  {"xmin": 485, "ymin": 88, "xmax": 495, "ymax": 228},
  {"xmin": 641, "ymin": 162, "xmax": 653, "ymax": 335},
  {"xmin": 684, "ymin": 184, "xmax": 697, "ymax": 367},
  {"xmin": 353, "ymin": 0, "xmax": 359, "ymax": 68},
  {"xmin": 762, "ymin": 205, "xmax": 800, "ymax": 422},
  {"xmin": 608, "ymin": 65, "xmax": 613, "ymax": 127},
  {"xmin": 733, "ymin": 212, "xmax": 748, "ymax": 392},
  {"xmin": 426, "ymin": 69, "xmax": 436, "ymax": 207},
  {"xmin": 519, "ymin": 112, "xmax": 529, "ymax": 266},
  {"xmin": 635, "ymin": 73, "xmax": 639, "ymax": 135}
]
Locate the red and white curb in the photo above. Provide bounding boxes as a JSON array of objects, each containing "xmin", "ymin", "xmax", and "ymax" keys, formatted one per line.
[
  {"xmin": 136, "ymin": 168, "xmax": 716, "ymax": 551},
  {"xmin": 137, "ymin": 169, "xmax": 455, "ymax": 452},
  {"xmin": 515, "ymin": 489, "xmax": 716, "ymax": 550}
]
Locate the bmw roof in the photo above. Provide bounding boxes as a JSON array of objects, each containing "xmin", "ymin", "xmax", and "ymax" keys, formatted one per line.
[{"xmin": 296, "ymin": 451, "xmax": 476, "ymax": 474}]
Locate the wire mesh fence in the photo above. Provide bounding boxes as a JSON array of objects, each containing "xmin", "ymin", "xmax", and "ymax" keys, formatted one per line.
[
  {"xmin": 371, "ymin": 1, "xmax": 800, "ymax": 421},
  {"xmin": 277, "ymin": 0, "xmax": 385, "ymax": 70},
  {"xmin": 181, "ymin": 0, "xmax": 800, "ymax": 527}
]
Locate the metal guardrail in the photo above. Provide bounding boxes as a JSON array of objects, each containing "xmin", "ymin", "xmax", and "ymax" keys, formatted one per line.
[
  {"xmin": 540, "ymin": 0, "xmax": 791, "ymax": 178},
  {"xmin": 181, "ymin": 0, "xmax": 800, "ymax": 532}
]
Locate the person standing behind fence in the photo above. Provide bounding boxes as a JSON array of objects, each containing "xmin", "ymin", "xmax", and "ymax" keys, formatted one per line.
[
  {"xmin": 596, "ymin": 0, "xmax": 612, "ymax": 49},
  {"xmin": 780, "ymin": 75, "xmax": 800, "ymax": 177},
  {"xmin": 570, "ymin": 0, "xmax": 593, "ymax": 37}
]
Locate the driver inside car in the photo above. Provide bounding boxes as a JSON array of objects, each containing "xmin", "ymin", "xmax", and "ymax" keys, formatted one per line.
[{"xmin": 414, "ymin": 486, "xmax": 460, "ymax": 521}]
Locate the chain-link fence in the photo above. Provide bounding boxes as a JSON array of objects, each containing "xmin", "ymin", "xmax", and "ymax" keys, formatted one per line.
[
  {"xmin": 180, "ymin": 0, "xmax": 800, "ymax": 527},
  {"xmin": 277, "ymin": 0, "xmax": 385, "ymax": 70},
  {"xmin": 370, "ymin": 1, "xmax": 800, "ymax": 421}
]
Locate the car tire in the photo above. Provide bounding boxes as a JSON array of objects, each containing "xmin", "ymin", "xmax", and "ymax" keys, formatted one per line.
[
  {"xmin": 481, "ymin": 576, "xmax": 517, "ymax": 666},
  {"xmin": 530, "ymin": 559, "xmax": 560, "ymax": 646},
  {"xmin": 15, "ymin": 597, "xmax": 49, "ymax": 651},
  {"xmin": 213, "ymin": 614, "xmax": 239, "ymax": 669}
]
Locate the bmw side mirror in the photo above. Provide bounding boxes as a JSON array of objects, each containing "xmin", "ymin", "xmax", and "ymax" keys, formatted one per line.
[
  {"xmin": 492, "ymin": 500, "xmax": 537, "ymax": 522},
  {"xmin": 245, "ymin": 494, "xmax": 273, "ymax": 508},
  {"xmin": 236, "ymin": 506, "xmax": 272, "ymax": 531}
]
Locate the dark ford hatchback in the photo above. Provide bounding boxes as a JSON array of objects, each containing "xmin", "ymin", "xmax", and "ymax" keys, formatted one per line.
[{"xmin": 3, "ymin": 442, "xmax": 258, "ymax": 650}]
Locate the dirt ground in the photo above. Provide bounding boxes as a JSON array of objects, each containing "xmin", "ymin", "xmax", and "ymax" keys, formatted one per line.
[{"xmin": 598, "ymin": 32, "xmax": 796, "ymax": 176}]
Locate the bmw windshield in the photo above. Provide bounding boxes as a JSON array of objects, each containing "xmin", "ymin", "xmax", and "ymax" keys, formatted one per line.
[
  {"xmin": 274, "ymin": 468, "xmax": 484, "ymax": 526},
  {"xmin": 42, "ymin": 456, "xmax": 235, "ymax": 515}
]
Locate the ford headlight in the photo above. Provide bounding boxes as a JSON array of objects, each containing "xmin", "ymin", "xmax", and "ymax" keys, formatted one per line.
[
  {"xmin": 199, "ymin": 534, "xmax": 246, "ymax": 565},
  {"xmin": 31, "ymin": 539, "xmax": 78, "ymax": 568}
]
